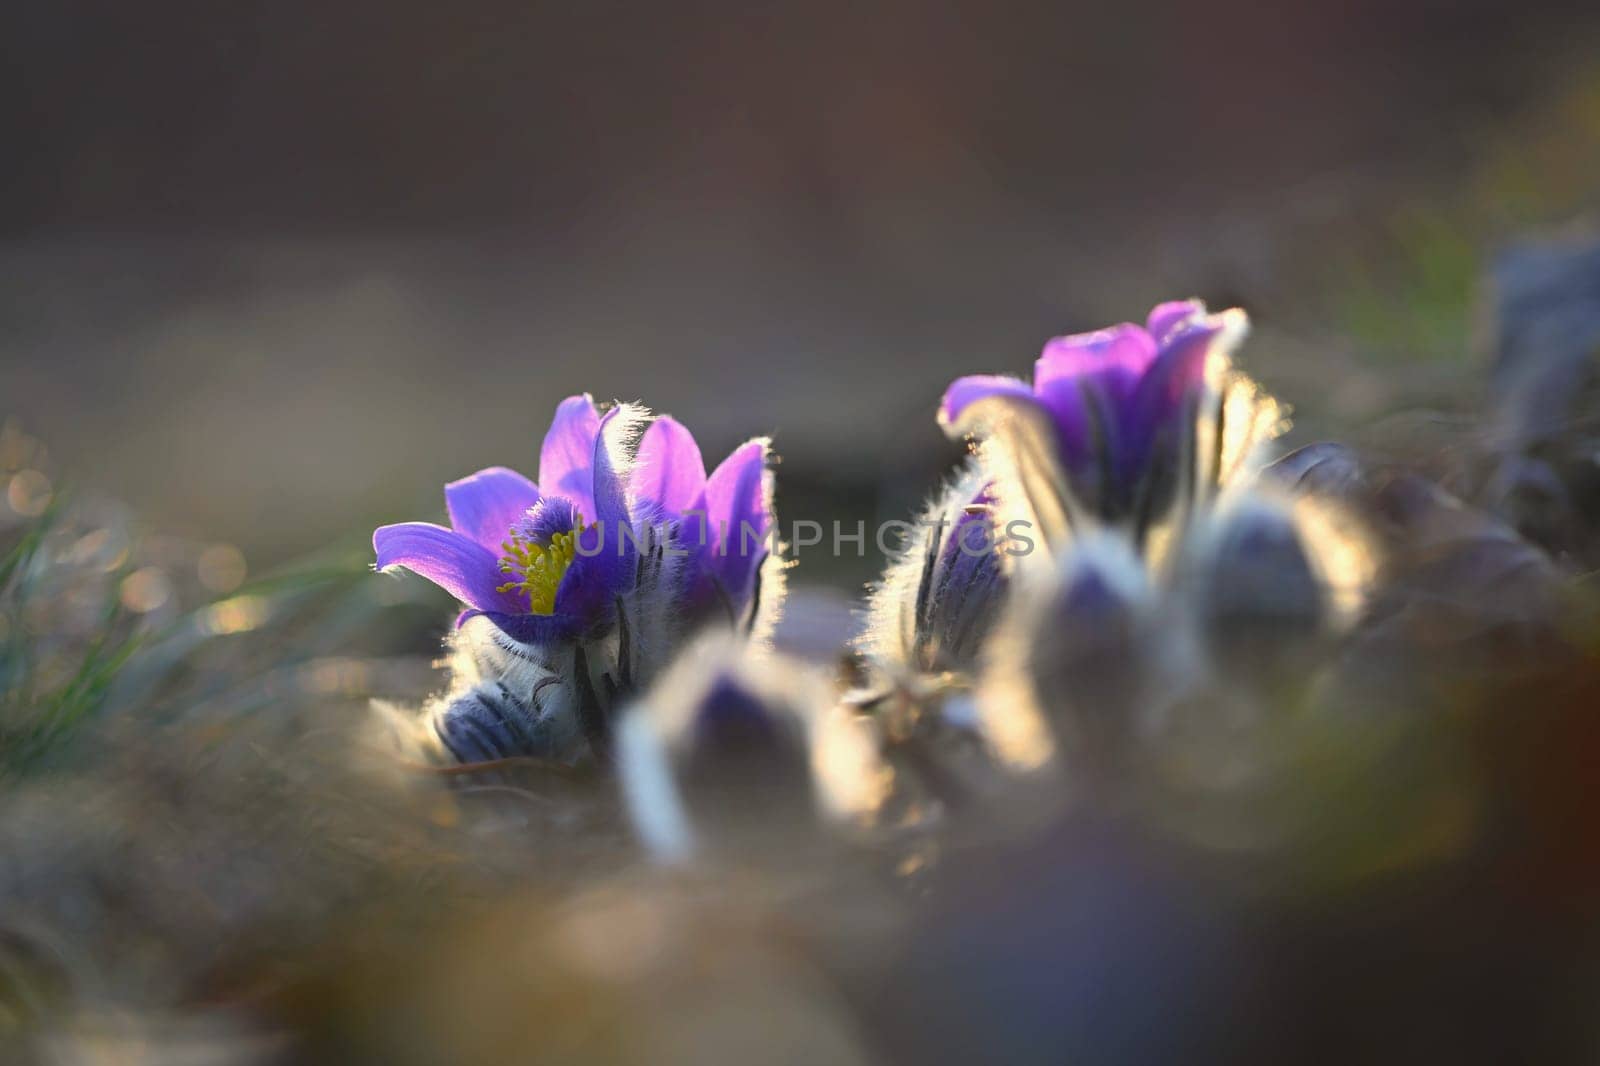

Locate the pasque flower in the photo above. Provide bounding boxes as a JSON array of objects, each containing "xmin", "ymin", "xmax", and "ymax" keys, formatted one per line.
[
  {"xmin": 373, "ymin": 394, "xmax": 780, "ymax": 764},
  {"xmin": 864, "ymin": 301, "xmax": 1282, "ymax": 684},
  {"xmin": 857, "ymin": 302, "xmax": 1300, "ymax": 829},
  {"xmin": 940, "ymin": 299, "xmax": 1284, "ymax": 552}
]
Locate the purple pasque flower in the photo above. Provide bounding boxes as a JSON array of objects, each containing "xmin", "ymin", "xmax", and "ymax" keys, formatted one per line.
[
  {"xmin": 372, "ymin": 394, "xmax": 778, "ymax": 764},
  {"xmin": 373, "ymin": 394, "xmax": 639, "ymax": 647},
  {"xmin": 856, "ymin": 301, "xmax": 1280, "ymax": 707},
  {"xmin": 940, "ymin": 300, "xmax": 1263, "ymax": 538}
]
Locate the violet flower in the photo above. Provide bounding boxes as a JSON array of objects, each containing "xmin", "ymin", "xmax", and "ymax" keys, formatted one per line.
[
  {"xmin": 861, "ymin": 301, "xmax": 1285, "ymax": 742},
  {"xmin": 940, "ymin": 300, "xmax": 1283, "ymax": 550},
  {"xmin": 373, "ymin": 394, "xmax": 780, "ymax": 764}
]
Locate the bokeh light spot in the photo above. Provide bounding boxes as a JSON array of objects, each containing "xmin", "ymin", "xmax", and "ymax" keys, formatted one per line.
[
  {"xmin": 197, "ymin": 543, "xmax": 248, "ymax": 593},
  {"xmin": 120, "ymin": 567, "xmax": 173, "ymax": 614},
  {"xmin": 7, "ymin": 470, "xmax": 52, "ymax": 517}
]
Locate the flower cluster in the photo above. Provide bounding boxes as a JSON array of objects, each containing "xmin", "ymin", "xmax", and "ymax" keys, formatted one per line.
[
  {"xmin": 865, "ymin": 300, "xmax": 1288, "ymax": 682},
  {"xmin": 374, "ymin": 299, "xmax": 1550, "ymax": 863},
  {"xmin": 372, "ymin": 303, "xmax": 1303, "ymax": 789},
  {"xmin": 847, "ymin": 300, "xmax": 1399, "ymax": 816}
]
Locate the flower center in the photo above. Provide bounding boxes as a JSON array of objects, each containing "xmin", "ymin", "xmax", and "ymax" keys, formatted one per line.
[{"xmin": 496, "ymin": 516, "xmax": 584, "ymax": 614}]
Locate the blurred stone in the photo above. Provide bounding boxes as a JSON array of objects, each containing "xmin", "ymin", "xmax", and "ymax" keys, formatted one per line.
[
  {"xmin": 1485, "ymin": 228, "xmax": 1600, "ymax": 439},
  {"xmin": 1481, "ymin": 228, "xmax": 1600, "ymax": 565}
]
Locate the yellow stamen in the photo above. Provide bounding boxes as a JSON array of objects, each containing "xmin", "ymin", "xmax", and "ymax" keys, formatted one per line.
[{"xmin": 496, "ymin": 516, "xmax": 584, "ymax": 615}]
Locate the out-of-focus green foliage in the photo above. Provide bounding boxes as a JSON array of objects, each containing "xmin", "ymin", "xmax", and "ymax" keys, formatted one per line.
[
  {"xmin": 0, "ymin": 447, "xmax": 417, "ymax": 778},
  {"xmin": 1327, "ymin": 62, "xmax": 1600, "ymax": 363},
  {"xmin": 1, "ymin": 498, "xmax": 138, "ymax": 775}
]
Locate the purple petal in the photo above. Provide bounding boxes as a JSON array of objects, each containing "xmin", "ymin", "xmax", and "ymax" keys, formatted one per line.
[
  {"xmin": 373, "ymin": 522, "xmax": 526, "ymax": 614},
  {"xmin": 1145, "ymin": 300, "xmax": 1206, "ymax": 345},
  {"xmin": 1030, "ymin": 326, "xmax": 1155, "ymax": 479},
  {"xmin": 445, "ymin": 466, "xmax": 540, "ymax": 551},
  {"xmin": 549, "ymin": 540, "xmax": 629, "ymax": 634},
  {"xmin": 1033, "ymin": 324, "xmax": 1156, "ymax": 401},
  {"xmin": 938, "ymin": 382, "xmax": 1086, "ymax": 515},
  {"xmin": 689, "ymin": 440, "xmax": 773, "ymax": 610},
  {"xmin": 538, "ymin": 394, "xmax": 601, "ymax": 520},
  {"xmin": 940, "ymin": 506, "xmax": 999, "ymax": 595},
  {"xmin": 939, "ymin": 375, "xmax": 1035, "ymax": 428},
  {"xmin": 1123, "ymin": 310, "xmax": 1245, "ymax": 475},
  {"xmin": 1030, "ymin": 377, "xmax": 1097, "ymax": 466},
  {"xmin": 634, "ymin": 416, "xmax": 707, "ymax": 518},
  {"xmin": 939, "ymin": 483, "xmax": 997, "ymax": 569},
  {"xmin": 545, "ymin": 405, "xmax": 647, "ymax": 628},
  {"xmin": 933, "ymin": 503, "xmax": 1007, "ymax": 661},
  {"xmin": 472, "ymin": 608, "xmax": 585, "ymax": 645},
  {"xmin": 1132, "ymin": 313, "xmax": 1237, "ymax": 426},
  {"xmin": 591, "ymin": 404, "xmax": 639, "ymax": 537},
  {"xmin": 703, "ymin": 439, "xmax": 772, "ymax": 544}
]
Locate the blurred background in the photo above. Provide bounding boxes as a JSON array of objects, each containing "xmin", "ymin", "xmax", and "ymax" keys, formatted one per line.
[{"xmin": 3, "ymin": 0, "xmax": 1599, "ymax": 591}]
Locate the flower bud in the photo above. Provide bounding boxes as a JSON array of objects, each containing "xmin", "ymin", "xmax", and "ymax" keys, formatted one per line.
[
  {"xmin": 617, "ymin": 637, "xmax": 887, "ymax": 864},
  {"xmin": 979, "ymin": 533, "xmax": 1158, "ymax": 779},
  {"xmin": 1179, "ymin": 494, "xmax": 1328, "ymax": 691},
  {"xmin": 862, "ymin": 459, "xmax": 1008, "ymax": 676}
]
